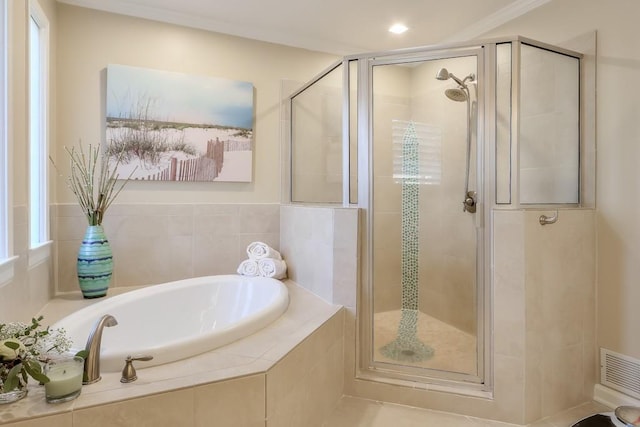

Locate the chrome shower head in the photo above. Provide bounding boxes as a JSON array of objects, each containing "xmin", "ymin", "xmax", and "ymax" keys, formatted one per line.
[
  {"xmin": 445, "ymin": 88, "xmax": 468, "ymax": 102},
  {"xmin": 435, "ymin": 68, "xmax": 450, "ymax": 80},
  {"xmin": 435, "ymin": 68, "xmax": 464, "ymax": 86}
]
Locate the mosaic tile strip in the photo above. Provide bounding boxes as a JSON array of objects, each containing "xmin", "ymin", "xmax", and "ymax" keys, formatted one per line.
[{"xmin": 380, "ymin": 121, "xmax": 434, "ymax": 363}]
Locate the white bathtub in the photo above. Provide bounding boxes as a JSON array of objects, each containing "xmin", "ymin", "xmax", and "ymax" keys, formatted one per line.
[{"xmin": 53, "ymin": 275, "xmax": 289, "ymax": 373}]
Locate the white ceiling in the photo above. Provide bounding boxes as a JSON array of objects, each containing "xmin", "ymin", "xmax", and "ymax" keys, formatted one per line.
[{"xmin": 57, "ymin": 0, "xmax": 552, "ymax": 55}]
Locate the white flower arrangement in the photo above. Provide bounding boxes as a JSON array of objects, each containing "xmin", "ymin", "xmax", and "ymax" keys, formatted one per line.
[{"xmin": 0, "ymin": 316, "xmax": 73, "ymax": 393}]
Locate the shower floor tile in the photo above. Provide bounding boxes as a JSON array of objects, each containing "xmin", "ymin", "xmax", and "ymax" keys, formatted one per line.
[{"xmin": 373, "ymin": 309, "xmax": 477, "ymax": 375}]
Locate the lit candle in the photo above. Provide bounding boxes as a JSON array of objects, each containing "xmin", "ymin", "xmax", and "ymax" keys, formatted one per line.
[{"xmin": 44, "ymin": 356, "xmax": 84, "ymax": 403}]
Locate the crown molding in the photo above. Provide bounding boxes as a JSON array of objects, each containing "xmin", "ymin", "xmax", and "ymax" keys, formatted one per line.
[{"xmin": 442, "ymin": 0, "xmax": 553, "ymax": 43}]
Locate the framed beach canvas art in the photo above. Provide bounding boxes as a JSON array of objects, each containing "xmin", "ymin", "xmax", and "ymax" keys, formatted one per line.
[{"xmin": 105, "ymin": 64, "xmax": 254, "ymax": 182}]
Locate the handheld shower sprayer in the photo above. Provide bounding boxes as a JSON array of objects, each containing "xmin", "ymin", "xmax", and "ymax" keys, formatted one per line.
[{"xmin": 435, "ymin": 68, "xmax": 475, "ymax": 87}]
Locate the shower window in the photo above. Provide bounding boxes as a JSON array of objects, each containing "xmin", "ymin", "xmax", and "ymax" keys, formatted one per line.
[
  {"xmin": 291, "ymin": 63, "xmax": 344, "ymax": 203},
  {"xmin": 519, "ymin": 44, "xmax": 580, "ymax": 204}
]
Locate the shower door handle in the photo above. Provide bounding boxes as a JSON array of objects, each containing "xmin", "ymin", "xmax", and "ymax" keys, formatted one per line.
[{"xmin": 463, "ymin": 191, "xmax": 477, "ymax": 213}]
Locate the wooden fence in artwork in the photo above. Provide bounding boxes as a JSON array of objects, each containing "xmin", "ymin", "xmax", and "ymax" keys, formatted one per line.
[
  {"xmin": 224, "ymin": 139, "xmax": 251, "ymax": 152},
  {"xmin": 136, "ymin": 138, "xmax": 226, "ymax": 181}
]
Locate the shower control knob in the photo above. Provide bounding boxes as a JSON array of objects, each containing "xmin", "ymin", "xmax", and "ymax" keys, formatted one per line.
[{"xmin": 463, "ymin": 191, "xmax": 477, "ymax": 213}]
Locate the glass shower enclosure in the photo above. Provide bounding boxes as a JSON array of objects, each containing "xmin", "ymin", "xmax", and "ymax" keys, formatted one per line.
[{"xmin": 288, "ymin": 36, "xmax": 584, "ymax": 392}]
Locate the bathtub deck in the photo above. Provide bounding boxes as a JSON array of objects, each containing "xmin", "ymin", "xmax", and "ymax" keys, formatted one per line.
[{"xmin": 0, "ymin": 279, "xmax": 340, "ymax": 425}]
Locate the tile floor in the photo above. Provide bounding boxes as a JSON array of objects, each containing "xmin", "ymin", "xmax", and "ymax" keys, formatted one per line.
[
  {"xmin": 322, "ymin": 396, "xmax": 611, "ymax": 427},
  {"xmin": 374, "ymin": 309, "xmax": 477, "ymax": 375}
]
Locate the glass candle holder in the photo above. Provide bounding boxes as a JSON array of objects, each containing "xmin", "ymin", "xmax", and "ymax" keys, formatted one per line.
[{"xmin": 44, "ymin": 356, "xmax": 84, "ymax": 403}]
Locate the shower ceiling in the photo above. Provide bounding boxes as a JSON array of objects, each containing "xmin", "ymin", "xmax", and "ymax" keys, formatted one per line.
[{"xmin": 57, "ymin": 0, "xmax": 552, "ymax": 55}]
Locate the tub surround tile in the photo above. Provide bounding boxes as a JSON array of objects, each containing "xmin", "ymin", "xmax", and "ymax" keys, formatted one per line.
[
  {"xmin": 74, "ymin": 352, "xmax": 262, "ymax": 409},
  {"xmin": 2, "ymin": 279, "xmax": 340, "ymax": 426},
  {"xmin": 192, "ymin": 204, "xmax": 240, "ymax": 216},
  {"xmin": 280, "ymin": 205, "xmax": 359, "ymax": 306},
  {"xmin": 0, "ymin": 385, "xmax": 73, "ymax": 425},
  {"xmin": 72, "ymin": 388, "xmax": 195, "ymax": 427},
  {"xmin": 0, "ymin": 413, "xmax": 72, "ymax": 427},
  {"xmin": 194, "ymin": 375, "xmax": 265, "ymax": 427},
  {"xmin": 194, "ymin": 212, "xmax": 241, "ymax": 236},
  {"xmin": 167, "ymin": 214, "xmax": 194, "ymax": 236},
  {"xmin": 239, "ymin": 204, "xmax": 280, "ymax": 234},
  {"xmin": 52, "ymin": 203, "xmax": 281, "ymax": 292},
  {"xmin": 193, "ymin": 234, "xmax": 240, "ymax": 276},
  {"xmin": 55, "ymin": 240, "xmax": 83, "ymax": 293},
  {"xmin": 266, "ymin": 310, "xmax": 344, "ymax": 427}
]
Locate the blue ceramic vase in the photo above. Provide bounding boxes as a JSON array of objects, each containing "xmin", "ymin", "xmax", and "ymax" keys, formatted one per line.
[{"xmin": 76, "ymin": 225, "xmax": 113, "ymax": 299}]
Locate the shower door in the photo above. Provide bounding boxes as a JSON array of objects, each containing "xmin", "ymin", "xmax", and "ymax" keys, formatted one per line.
[{"xmin": 367, "ymin": 50, "xmax": 485, "ymax": 384}]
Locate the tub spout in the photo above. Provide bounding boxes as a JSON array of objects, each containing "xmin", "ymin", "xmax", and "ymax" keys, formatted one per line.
[{"xmin": 83, "ymin": 314, "xmax": 118, "ymax": 384}]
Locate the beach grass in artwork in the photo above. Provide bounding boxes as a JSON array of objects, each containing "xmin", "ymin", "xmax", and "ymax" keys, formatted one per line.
[{"xmin": 106, "ymin": 64, "xmax": 254, "ymax": 182}]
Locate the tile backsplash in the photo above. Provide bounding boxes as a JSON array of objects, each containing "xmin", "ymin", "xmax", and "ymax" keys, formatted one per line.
[{"xmin": 53, "ymin": 203, "xmax": 280, "ymax": 292}]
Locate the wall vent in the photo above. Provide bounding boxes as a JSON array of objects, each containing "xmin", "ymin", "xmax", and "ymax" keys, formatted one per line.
[{"xmin": 601, "ymin": 348, "xmax": 640, "ymax": 400}]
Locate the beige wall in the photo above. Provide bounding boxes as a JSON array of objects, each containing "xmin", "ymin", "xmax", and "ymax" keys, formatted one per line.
[
  {"xmin": 484, "ymin": 0, "xmax": 640, "ymax": 364},
  {"xmin": 54, "ymin": 4, "xmax": 336, "ymax": 204}
]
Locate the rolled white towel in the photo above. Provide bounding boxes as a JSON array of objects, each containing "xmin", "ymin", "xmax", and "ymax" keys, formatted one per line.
[
  {"xmin": 258, "ymin": 258, "xmax": 287, "ymax": 280},
  {"xmin": 247, "ymin": 241, "xmax": 282, "ymax": 260},
  {"xmin": 237, "ymin": 259, "xmax": 259, "ymax": 276}
]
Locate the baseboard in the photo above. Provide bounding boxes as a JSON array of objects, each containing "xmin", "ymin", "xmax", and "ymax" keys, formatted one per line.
[{"xmin": 594, "ymin": 383, "xmax": 640, "ymax": 409}]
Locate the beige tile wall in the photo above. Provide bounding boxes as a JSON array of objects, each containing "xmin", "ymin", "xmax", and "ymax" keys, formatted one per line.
[
  {"xmin": 52, "ymin": 203, "xmax": 280, "ymax": 293},
  {"xmin": 193, "ymin": 375, "xmax": 266, "ymax": 427},
  {"xmin": 0, "ymin": 375, "xmax": 265, "ymax": 427},
  {"xmin": 40, "ymin": 202, "xmax": 595, "ymax": 426},
  {"xmin": 279, "ymin": 205, "xmax": 358, "ymax": 307},
  {"xmin": 0, "ymin": 414, "xmax": 73, "ymax": 427},
  {"xmin": 523, "ymin": 209, "xmax": 596, "ymax": 422}
]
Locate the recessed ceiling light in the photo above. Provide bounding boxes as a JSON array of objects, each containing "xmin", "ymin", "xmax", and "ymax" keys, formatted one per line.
[{"xmin": 389, "ymin": 23, "xmax": 408, "ymax": 34}]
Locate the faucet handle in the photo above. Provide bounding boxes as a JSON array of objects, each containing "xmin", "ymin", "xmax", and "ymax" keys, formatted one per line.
[{"xmin": 120, "ymin": 355, "xmax": 153, "ymax": 383}]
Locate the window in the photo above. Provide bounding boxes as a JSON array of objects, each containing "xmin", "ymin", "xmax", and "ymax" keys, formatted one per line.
[
  {"xmin": 28, "ymin": 0, "xmax": 50, "ymax": 266},
  {"xmin": 0, "ymin": 0, "xmax": 7, "ymax": 260},
  {"xmin": 0, "ymin": 0, "xmax": 17, "ymax": 284}
]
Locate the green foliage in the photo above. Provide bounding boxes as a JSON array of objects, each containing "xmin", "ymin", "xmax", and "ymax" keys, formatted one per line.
[{"xmin": 0, "ymin": 317, "xmax": 72, "ymax": 393}]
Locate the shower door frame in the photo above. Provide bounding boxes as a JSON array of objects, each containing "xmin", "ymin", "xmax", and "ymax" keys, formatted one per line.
[{"xmin": 355, "ymin": 43, "xmax": 495, "ymax": 393}]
